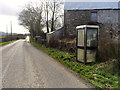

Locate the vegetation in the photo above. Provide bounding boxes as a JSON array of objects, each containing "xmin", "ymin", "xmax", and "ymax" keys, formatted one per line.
[
  {"xmin": 18, "ymin": 0, "xmax": 63, "ymax": 38},
  {"xmin": 98, "ymin": 34, "xmax": 119, "ymax": 62},
  {"xmin": 0, "ymin": 40, "xmax": 17, "ymax": 46},
  {"xmin": 30, "ymin": 39, "xmax": 119, "ymax": 88}
]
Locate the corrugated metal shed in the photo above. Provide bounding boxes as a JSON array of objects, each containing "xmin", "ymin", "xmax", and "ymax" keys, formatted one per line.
[{"xmin": 64, "ymin": 2, "xmax": 120, "ymax": 10}]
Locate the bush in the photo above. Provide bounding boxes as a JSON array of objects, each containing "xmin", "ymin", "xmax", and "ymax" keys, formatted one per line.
[
  {"xmin": 98, "ymin": 35, "xmax": 119, "ymax": 62},
  {"xmin": 47, "ymin": 38, "xmax": 76, "ymax": 54}
]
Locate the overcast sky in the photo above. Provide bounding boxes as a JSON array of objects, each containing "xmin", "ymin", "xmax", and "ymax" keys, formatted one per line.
[
  {"xmin": 0, "ymin": 0, "xmax": 40, "ymax": 34},
  {"xmin": 0, "ymin": 0, "xmax": 119, "ymax": 34}
]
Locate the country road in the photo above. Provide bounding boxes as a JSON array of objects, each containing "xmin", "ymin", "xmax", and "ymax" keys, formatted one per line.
[{"xmin": 1, "ymin": 40, "xmax": 93, "ymax": 88}]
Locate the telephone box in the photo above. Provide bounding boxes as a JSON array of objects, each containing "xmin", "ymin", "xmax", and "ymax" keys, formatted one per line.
[{"xmin": 76, "ymin": 25, "xmax": 99, "ymax": 64}]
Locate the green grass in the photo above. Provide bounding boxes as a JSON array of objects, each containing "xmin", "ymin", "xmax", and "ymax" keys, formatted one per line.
[
  {"xmin": 0, "ymin": 40, "xmax": 17, "ymax": 46},
  {"xmin": 30, "ymin": 39, "xmax": 119, "ymax": 88}
]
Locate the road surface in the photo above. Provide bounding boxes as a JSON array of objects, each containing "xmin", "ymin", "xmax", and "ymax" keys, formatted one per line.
[{"xmin": 1, "ymin": 40, "xmax": 93, "ymax": 88}]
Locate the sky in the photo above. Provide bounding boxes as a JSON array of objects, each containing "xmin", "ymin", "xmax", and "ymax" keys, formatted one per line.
[
  {"xmin": 0, "ymin": 0, "xmax": 40, "ymax": 34},
  {"xmin": 0, "ymin": 0, "xmax": 119, "ymax": 34},
  {"xmin": 0, "ymin": 0, "xmax": 62, "ymax": 34}
]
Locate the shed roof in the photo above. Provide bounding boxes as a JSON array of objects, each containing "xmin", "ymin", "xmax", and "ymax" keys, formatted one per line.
[{"xmin": 64, "ymin": 1, "xmax": 120, "ymax": 10}]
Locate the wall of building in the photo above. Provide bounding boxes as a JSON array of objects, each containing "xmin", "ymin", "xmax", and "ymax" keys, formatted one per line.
[
  {"xmin": 64, "ymin": 9, "xmax": 120, "ymax": 61},
  {"xmin": 64, "ymin": 9, "xmax": 120, "ymax": 39},
  {"xmin": 46, "ymin": 27, "xmax": 64, "ymax": 43},
  {"xmin": 97, "ymin": 10, "xmax": 119, "ymax": 39},
  {"xmin": 64, "ymin": 10, "xmax": 91, "ymax": 36},
  {"xmin": 118, "ymin": 9, "xmax": 120, "ymax": 39}
]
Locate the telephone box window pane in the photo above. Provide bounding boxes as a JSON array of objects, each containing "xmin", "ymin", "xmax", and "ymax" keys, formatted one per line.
[
  {"xmin": 78, "ymin": 30, "xmax": 84, "ymax": 46},
  {"xmin": 87, "ymin": 29, "xmax": 97, "ymax": 47},
  {"xmin": 77, "ymin": 49, "xmax": 84, "ymax": 62},
  {"xmin": 87, "ymin": 49, "xmax": 96, "ymax": 62}
]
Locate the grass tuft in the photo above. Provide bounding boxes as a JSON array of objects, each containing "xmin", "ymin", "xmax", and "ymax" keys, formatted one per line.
[{"xmin": 0, "ymin": 40, "xmax": 17, "ymax": 46}]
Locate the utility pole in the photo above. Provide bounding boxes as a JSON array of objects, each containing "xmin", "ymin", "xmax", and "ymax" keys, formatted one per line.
[
  {"xmin": 10, "ymin": 21, "xmax": 12, "ymax": 41},
  {"xmin": 6, "ymin": 25, "xmax": 8, "ymax": 37}
]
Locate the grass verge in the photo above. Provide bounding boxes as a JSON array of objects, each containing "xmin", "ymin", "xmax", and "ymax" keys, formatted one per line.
[
  {"xmin": 0, "ymin": 40, "xmax": 17, "ymax": 46},
  {"xmin": 30, "ymin": 39, "xmax": 119, "ymax": 88}
]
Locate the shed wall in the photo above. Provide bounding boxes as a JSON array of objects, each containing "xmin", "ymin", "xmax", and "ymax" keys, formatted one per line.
[{"xmin": 64, "ymin": 9, "xmax": 120, "ymax": 38}]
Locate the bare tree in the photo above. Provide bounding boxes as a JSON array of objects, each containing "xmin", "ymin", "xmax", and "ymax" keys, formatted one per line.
[
  {"xmin": 43, "ymin": 0, "xmax": 64, "ymax": 33},
  {"xmin": 19, "ymin": 0, "xmax": 64, "ymax": 38},
  {"xmin": 19, "ymin": 2, "xmax": 45, "ymax": 37},
  {"xmin": 43, "ymin": 1, "xmax": 50, "ymax": 33},
  {"xmin": 49, "ymin": 0, "xmax": 64, "ymax": 32}
]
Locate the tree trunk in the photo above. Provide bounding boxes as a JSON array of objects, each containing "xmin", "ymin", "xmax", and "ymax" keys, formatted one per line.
[
  {"xmin": 51, "ymin": 1, "xmax": 55, "ymax": 32},
  {"xmin": 46, "ymin": 3, "xmax": 49, "ymax": 33}
]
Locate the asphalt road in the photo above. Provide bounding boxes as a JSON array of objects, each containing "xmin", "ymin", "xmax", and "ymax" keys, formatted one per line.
[{"xmin": 1, "ymin": 40, "xmax": 93, "ymax": 88}]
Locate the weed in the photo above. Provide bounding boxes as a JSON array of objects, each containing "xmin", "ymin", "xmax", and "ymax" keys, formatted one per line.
[
  {"xmin": 0, "ymin": 40, "xmax": 17, "ymax": 46},
  {"xmin": 30, "ymin": 39, "xmax": 119, "ymax": 88}
]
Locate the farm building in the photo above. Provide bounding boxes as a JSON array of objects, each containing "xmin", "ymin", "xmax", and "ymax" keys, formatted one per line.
[
  {"xmin": 45, "ymin": 1, "xmax": 120, "ymax": 60},
  {"xmin": 64, "ymin": 1, "xmax": 120, "ymax": 39}
]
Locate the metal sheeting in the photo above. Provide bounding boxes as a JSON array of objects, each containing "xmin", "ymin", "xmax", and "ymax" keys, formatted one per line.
[{"xmin": 64, "ymin": 2, "xmax": 120, "ymax": 10}]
